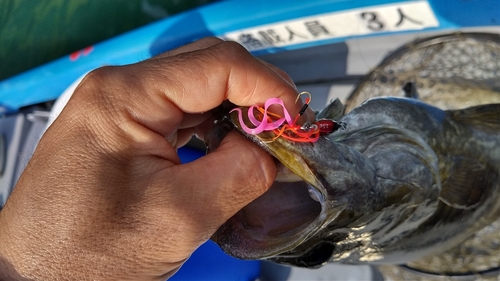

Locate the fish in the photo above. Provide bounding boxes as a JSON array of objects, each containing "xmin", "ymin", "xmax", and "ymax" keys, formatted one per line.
[{"xmin": 208, "ymin": 33, "xmax": 500, "ymax": 270}]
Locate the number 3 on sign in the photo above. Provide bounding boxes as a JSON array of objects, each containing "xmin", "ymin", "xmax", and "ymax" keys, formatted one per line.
[
  {"xmin": 359, "ymin": 6, "xmax": 427, "ymax": 32},
  {"xmin": 360, "ymin": 12, "xmax": 384, "ymax": 31}
]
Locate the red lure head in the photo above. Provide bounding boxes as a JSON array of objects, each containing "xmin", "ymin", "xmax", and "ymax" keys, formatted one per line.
[{"xmin": 316, "ymin": 119, "xmax": 345, "ymax": 135}]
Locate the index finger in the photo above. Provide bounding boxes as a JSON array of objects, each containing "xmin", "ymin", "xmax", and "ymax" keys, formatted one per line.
[
  {"xmin": 124, "ymin": 41, "xmax": 302, "ymax": 137},
  {"xmin": 152, "ymin": 37, "xmax": 296, "ymax": 110}
]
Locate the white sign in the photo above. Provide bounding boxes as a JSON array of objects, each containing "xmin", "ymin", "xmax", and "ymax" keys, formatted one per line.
[{"xmin": 222, "ymin": 1, "xmax": 439, "ymax": 51}]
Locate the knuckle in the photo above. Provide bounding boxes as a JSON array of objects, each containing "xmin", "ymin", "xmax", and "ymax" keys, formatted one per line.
[
  {"xmin": 197, "ymin": 36, "xmax": 224, "ymax": 47},
  {"xmin": 217, "ymin": 41, "xmax": 251, "ymax": 60},
  {"xmin": 81, "ymin": 66, "xmax": 119, "ymax": 88}
]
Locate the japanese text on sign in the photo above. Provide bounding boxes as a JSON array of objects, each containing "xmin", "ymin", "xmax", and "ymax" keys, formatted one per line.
[{"xmin": 221, "ymin": 1, "xmax": 439, "ymax": 51}]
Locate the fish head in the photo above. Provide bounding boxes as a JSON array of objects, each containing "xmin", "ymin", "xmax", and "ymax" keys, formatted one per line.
[{"xmin": 208, "ymin": 106, "xmax": 377, "ymax": 267}]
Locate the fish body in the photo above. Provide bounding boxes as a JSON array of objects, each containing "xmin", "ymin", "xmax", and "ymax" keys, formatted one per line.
[{"xmin": 210, "ymin": 33, "xmax": 500, "ymax": 270}]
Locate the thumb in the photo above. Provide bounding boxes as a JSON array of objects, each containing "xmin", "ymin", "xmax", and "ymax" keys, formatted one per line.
[{"xmin": 170, "ymin": 132, "xmax": 276, "ymax": 233}]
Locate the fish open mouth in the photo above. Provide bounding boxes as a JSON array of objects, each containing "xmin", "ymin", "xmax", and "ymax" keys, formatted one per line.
[
  {"xmin": 238, "ymin": 180, "xmax": 321, "ymax": 239},
  {"xmin": 212, "ymin": 165, "xmax": 324, "ymax": 259}
]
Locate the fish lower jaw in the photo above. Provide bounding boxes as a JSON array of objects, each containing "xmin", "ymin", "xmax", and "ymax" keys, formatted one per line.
[{"xmin": 213, "ymin": 178, "xmax": 334, "ymax": 259}]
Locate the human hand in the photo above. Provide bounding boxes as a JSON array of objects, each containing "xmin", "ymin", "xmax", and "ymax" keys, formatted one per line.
[{"xmin": 0, "ymin": 38, "xmax": 306, "ymax": 280}]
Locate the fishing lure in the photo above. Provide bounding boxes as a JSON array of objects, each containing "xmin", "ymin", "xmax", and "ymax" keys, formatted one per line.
[{"xmin": 231, "ymin": 92, "xmax": 343, "ymax": 143}]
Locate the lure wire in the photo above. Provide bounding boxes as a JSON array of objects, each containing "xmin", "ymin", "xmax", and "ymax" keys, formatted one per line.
[{"xmin": 230, "ymin": 92, "xmax": 341, "ymax": 143}]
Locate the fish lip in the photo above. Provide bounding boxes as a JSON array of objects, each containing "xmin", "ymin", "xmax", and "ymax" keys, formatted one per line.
[
  {"xmin": 227, "ymin": 107, "xmax": 326, "ymax": 194},
  {"xmin": 211, "ymin": 108, "xmax": 339, "ymax": 259}
]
